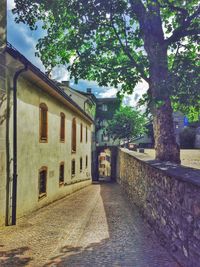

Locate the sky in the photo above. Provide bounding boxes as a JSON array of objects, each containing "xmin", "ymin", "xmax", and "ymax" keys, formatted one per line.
[{"xmin": 7, "ymin": 0, "xmax": 148, "ymax": 106}]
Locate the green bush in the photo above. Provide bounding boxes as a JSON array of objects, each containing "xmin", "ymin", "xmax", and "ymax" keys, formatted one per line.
[{"xmin": 179, "ymin": 127, "xmax": 196, "ymax": 149}]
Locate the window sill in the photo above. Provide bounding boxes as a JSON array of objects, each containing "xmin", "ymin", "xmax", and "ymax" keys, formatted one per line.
[
  {"xmin": 59, "ymin": 182, "xmax": 64, "ymax": 187},
  {"xmin": 71, "ymin": 150, "xmax": 76, "ymax": 154},
  {"xmin": 38, "ymin": 192, "xmax": 47, "ymax": 200},
  {"xmin": 64, "ymin": 178, "xmax": 91, "ymax": 186},
  {"xmin": 40, "ymin": 139, "xmax": 48, "ymax": 143}
]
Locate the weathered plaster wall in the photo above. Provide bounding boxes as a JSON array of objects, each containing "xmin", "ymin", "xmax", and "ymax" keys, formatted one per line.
[
  {"xmin": 117, "ymin": 148, "xmax": 200, "ymax": 267},
  {"xmin": 14, "ymin": 77, "xmax": 92, "ymax": 219}
]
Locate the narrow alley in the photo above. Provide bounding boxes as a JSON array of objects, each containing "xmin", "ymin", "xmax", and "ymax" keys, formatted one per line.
[{"xmin": 0, "ymin": 183, "xmax": 179, "ymax": 267}]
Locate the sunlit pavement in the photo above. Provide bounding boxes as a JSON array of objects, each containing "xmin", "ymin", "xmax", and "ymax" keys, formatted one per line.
[{"xmin": 0, "ymin": 183, "xmax": 179, "ymax": 267}]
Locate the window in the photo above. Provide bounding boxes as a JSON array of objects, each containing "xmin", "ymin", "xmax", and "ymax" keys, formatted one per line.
[
  {"xmin": 59, "ymin": 162, "xmax": 64, "ymax": 185},
  {"xmin": 39, "ymin": 167, "xmax": 47, "ymax": 198},
  {"xmin": 80, "ymin": 157, "xmax": 83, "ymax": 172},
  {"xmin": 86, "ymin": 126, "xmax": 88, "ymax": 143},
  {"xmin": 72, "ymin": 118, "xmax": 77, "ymax": 152},
  {"xmin": 174, "ymin": 122, "xmax": 179, "ymax": 129},
  {"xmin": 80, "ymin": 123, "xmax": 83, "ymax": 143},
  {"xmin": 86, "ymin": 155, "xmax": 88, "ymax": 169},
  {"xmin": 60, "ymin": 113, "xmax": 65, "ymax": 142},
  {"xmin": 102, "ymin": 134, "xmax": 109, "ymax": 142},
  {"xmin": 102, "ymin": 104, "xmax": 107, "ymax": 111},
  {"xmin": 71, "ymin": 159, "xmax": 75, "ymax": 177},
  {"xmin": 39, "ymin": 103, "xmax": 48, "ymax": 142}
]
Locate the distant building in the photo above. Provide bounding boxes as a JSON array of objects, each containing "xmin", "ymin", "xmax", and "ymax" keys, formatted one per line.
[
  {"xmin": 173, "ymin": 111, "xmax": 185, "ymax": 144},
  {"xmin": 195, "ymin": 127, "xmax": 200, "ymax": 148},
  {"xmin": 95, "ymin": 98, "xmax": 121, "ymax": 147},
  {"xmin": 132, "ymin": 112, "xmax": 187, "ymax": 148},
  {"xmin": 98, "ymin": 148, "xmax": 111, "ymax": 178}
]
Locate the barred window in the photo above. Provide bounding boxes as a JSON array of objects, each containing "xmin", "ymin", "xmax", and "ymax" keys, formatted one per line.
[
  {"xmin": 39, "ymin": 167, "xmax": 47, "ymax": 198},
  {"xmin": 59, "ymin": 162, "xmax": 64, "ymax": 184},
  {"xmin": 60, "ymin": 113, "xmax": 65, "ymax": 142},
  {"xmin": 39, "ymin": 103, "xmax": 48, "ymax": 142}
]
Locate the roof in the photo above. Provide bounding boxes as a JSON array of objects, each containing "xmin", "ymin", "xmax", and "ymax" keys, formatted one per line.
[
  {"xmin": 5, "ymin": 43, "xmax": 94, "ymax": 124},
  {"xmin": 72, "ymin": 88, "xmax": 97, "ymax": 104},
  {"xmin": 97, "ymin": 98, "xmax": 118, "ymax": 102}
]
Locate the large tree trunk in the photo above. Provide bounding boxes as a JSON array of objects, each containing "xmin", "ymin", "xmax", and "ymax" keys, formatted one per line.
[
  {"xmin": 130, "ymin": 1, "xmax": 180, "ymax": 163},
  {"xmin": 147, "ymin": 45, "xmax": 180, "ymax": 164},
  {"xmin": 152, "ymin": 96, "xmax": 180, "ymax": 163},
  {"xmin": 136, "ymin": 2, "xmax": 181, "ymax": 164}
]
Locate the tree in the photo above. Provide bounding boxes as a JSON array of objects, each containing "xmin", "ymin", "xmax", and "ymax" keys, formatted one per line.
[
  {"xmin": 170, "ymin": 49, "xmax": 200, "ymax": 122},
  {"xmin": 13, "ymin": 0, "xmax": 200, "ymax": 163},
  {"xmin": 107, "ymin": 106, "xmax": 146, "ymax": 143}
]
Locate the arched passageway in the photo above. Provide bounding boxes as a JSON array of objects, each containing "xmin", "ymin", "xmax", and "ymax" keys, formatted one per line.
[{"xmin": 94, "ymin": 146, "xmax": 118, "ymax": 182}]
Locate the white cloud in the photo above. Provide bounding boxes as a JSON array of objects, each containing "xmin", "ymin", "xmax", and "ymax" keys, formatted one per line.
[
  {"xmin": 52, "ymin": 66, "xmax": 70, "ymax": 81},
  {"xmin": 98, "ymin": 87, "xmax": 118, "ymax": 98},
  {"xmin": 122, "ymin": 80, "xmax": 148, "ymax": 108},
  {"xmin": 7, "ymin": 0, "xmax": 15, "ymax": 11}
]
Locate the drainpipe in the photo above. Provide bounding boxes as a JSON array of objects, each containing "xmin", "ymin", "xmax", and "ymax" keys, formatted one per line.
[{"xmin": 12, "ymin": 64, "xmax": 27, "ymax": 225}]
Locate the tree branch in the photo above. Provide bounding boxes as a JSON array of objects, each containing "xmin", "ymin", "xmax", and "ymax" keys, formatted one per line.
[
  {"xmin": 166, "ymin": 28, "xmax": 200, "ymax": 45},
  {"xmin": 166, "ymin": 4, "xmax": 200, "ymax": 45},
  {"xmin": 160, "ymin": 1, "xmax": 189, "ymax": 19},
  {"xmin": 110, "ymin": 21, "xmax": 149, "ymax": 83}
]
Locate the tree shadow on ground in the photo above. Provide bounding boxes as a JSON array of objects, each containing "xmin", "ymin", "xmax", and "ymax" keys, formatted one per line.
[
  {"xmin": 0, "ymin": 246, "xmax": 32, "ymax": 266},
  {"xmin": 43, "ymin": 183, "xmax": 180, "ymax": 267}
]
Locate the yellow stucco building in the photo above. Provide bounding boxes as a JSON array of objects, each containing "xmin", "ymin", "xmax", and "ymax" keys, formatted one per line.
[{"xmin": 0, "ymin": 43, "xmax": 93, "ymax": 226}]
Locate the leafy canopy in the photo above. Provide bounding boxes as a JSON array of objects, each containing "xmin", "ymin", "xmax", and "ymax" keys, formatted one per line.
[
  {"xmin": 13, "ymin": 0, "xmax": 200, "ymax": 111},
  {"xmin": 107, "ymin": 106, "xmax": 146, "ymax": 141}
]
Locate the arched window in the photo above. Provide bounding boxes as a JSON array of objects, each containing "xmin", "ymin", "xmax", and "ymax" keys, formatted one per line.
[
  {"xmin": 59, "ymin": 162, "xmax": 64, "ymax": 185},
  {"xmin": 80, "ymin": 157, "xmax": 83, "ymax": 172},
  {"xmin": 39, "ymin": 103, "xmax": 48, "ymax": 142},
  {"xmin": 80, "ymin": 123, "xmax": 83, "ymax": 143},
  {"xmin": 72, "ymin": 118, "xmax": 76, "ymax": 152},
  {"xmin": 86, "ymin": 155, "xmax": 88, "ymax": 169},
  {"xmin": 71, "ymin": 159, "xmax": 75, "ymax": 177},
  {"xmin": 38, "ymin": 166, "xmax": 47, "ymax": 198},
  {"xmin": 60, "ymin": 113, "xmax": 65, "ymax": 142},
  {"xmin": 86, "ymin": 126, "xmax": 88, "ymax": 143}
]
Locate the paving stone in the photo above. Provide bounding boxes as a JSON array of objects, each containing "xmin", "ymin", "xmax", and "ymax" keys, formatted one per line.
[{"xmin": 0, "ymin": 183, "xmax": 179, "ymax": 267}]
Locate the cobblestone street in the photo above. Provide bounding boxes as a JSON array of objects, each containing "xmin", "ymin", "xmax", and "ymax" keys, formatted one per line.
[{"xmin": 0, "ymin": 183, "xmax": 179, "ymax": 267}]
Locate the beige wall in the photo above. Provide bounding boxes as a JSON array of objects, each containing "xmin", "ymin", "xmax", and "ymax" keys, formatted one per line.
[{"xmin": 15, "ymin": 77, "xmax": 92, "ymax": 219}]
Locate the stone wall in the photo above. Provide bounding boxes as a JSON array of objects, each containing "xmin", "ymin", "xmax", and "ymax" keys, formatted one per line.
[{"xmin": 117, "ymin": 148, "xmax": 200, "ymax": 267}]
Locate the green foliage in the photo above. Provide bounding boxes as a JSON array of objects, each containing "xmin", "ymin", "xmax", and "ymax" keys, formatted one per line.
[
  {"xmin": 13, "ymin": 0, "xmax": 200, "ymax": 109},
  {"xmin": 169, "ymin": 44, "xmax": 200, "ymax": 120},
  {"xmin": 106, "ymin": 106, "xmax": 146, "ymax": 141},
  {"xmin": 179, "ymin": 127, "xmax": 196, "ymax": 149}
]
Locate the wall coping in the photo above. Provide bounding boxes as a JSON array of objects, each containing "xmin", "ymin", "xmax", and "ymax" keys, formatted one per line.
[{"xmin": 120, "ymin": 148, "xmax": 200, "ymax": 187}]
